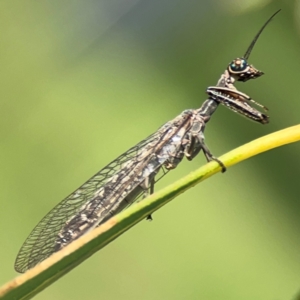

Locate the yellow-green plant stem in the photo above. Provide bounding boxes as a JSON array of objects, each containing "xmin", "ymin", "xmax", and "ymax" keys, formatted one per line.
[{"xmin": 1, "ymin": 125, "xmax": 300, "ymax": 300}]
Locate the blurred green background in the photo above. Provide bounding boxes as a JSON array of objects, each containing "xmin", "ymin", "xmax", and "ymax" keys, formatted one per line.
[{"xmin": 1, "ymin": 0, "xmax": 300, "ymax": 299}]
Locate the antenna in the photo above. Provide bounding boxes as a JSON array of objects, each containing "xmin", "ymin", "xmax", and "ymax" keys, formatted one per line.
[{"xmin": 243, "ymin": 9, "xmax": 281, "ymax": 60}]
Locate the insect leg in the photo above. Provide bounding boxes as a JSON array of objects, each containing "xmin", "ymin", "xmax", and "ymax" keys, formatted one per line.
[
  {"xmin": 136, "ymin": 171, "xmax": 158, "ymax": 221},
  {"xmin": 145, "ymin": 178, "xmax": 155, "ymax": 221},
  {"xmin": 184, "ymin": 119, "xmax": 226, "ymax": 172},
  {"xmin": 197, "ymin": 135, "xmax": 226, "ymax": 172}
]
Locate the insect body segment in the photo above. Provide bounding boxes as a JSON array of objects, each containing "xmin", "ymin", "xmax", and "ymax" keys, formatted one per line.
[{"xmin": 14, "ymin": 10, "xmax": 280, "ymax": 273}]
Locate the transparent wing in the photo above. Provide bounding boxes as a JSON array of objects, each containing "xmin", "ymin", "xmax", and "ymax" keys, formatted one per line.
[{"xmin": 14, "ymin": 120, "xmax": 178, "ymax": 273}]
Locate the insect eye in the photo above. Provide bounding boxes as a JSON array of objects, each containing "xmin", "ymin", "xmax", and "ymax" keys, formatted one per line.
[{"xmin": 229, "ymin": 58, "xmax": 248, "ymax": 73}]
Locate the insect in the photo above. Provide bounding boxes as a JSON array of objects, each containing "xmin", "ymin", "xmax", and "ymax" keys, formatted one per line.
[{"xmin": 14, "ymin": 10, "xmax": 280, "ymax": 273}]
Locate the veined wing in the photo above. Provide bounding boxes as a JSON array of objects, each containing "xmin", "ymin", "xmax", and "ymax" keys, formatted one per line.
[{"xmin": 14, "ymin": 110, "xmax": 194, "ymax": 273}]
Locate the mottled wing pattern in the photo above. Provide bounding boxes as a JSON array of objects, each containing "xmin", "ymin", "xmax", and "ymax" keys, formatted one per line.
[{"xmin": 14, "ymin": 113, "xmax": 190, "ymax": 273}]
